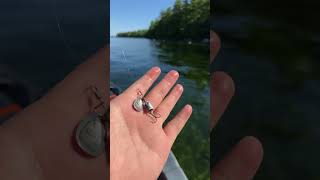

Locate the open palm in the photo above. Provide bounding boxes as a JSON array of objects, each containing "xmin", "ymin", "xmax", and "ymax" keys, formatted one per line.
[
  {"xmin": 0, "ymin": 48, "xmax": 109, "ymax": 180},
  {"xmin": 110, "ymin": 67, "xmax": 192, "ymax": 180}
]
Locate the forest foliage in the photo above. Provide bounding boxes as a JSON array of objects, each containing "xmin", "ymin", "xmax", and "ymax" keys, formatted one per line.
[{"xmin": 117, "ymin": 0, "xmax": 209, "ymax": 41}]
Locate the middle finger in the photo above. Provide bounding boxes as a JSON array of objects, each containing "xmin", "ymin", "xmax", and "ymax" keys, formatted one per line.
[
  {"xmin": 144, "ymin": 70, "xmax": 179, "ymax": 109},
  {"xmin": 210, "ymin": 72, "xmax": 235, "ymax": 129}
]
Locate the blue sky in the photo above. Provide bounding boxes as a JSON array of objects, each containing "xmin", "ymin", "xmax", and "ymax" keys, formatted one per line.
[{"xmin": 110, "ymin": 0, "xmax": 175, "ymax": 36}]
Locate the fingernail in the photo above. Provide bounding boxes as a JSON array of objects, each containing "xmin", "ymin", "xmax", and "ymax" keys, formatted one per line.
[
  {"xmin": 170, "ymin": 70, "xmax": 179, "ymax": 77},
  {"xmin": 153, "ymin": 67, "xmax": 161, "ymax": 73},
  {"xmin": 176, "ymin": 84, "xmax": 184, "ymax": 91},
  {"xmin": 213, "ymin": 72, "xmax": 235, "ymax": 93},
  {"xmin": 148, "ymin": 67, "xmax": 161, "ymax": 79},
  {"xmin": 185, "ymin": 104, "xmax": 192, "ymax": 112}
]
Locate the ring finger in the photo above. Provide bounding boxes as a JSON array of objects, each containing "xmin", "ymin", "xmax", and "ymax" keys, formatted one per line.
[{"xmin": 153, "ymin": 84, "xmax": 184, "ymax": 125}]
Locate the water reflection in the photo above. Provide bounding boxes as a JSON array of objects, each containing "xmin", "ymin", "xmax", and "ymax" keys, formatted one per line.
[{"xmin": 155, "ymin": 41, "xmax": 210, "ymax": 89}]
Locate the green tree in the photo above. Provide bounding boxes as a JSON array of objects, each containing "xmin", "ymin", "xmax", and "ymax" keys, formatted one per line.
[{"xmin": 117, "ymin": 0, "xmax": 209, "ymax": 41}]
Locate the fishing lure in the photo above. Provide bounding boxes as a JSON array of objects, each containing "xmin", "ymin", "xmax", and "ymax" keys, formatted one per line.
[
  {"xmin": 133, "ymin": 89, "xmax": 161, "ymax": 123},
  {"xmin": 75, "ymin": 86, "xmax": 107, "ymax": 157}
]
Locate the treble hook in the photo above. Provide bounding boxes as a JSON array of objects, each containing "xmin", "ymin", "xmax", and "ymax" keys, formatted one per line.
[{"xmin": 89, "ymin": 85, "xmax": 107, "ymax": 116}]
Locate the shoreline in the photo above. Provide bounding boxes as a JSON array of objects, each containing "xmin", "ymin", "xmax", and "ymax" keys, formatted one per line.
[{"xmin": 111, "ymin": 36, "xmax": 209, "ymax": 46}]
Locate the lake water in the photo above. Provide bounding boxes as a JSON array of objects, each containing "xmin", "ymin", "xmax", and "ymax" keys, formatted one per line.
[
  {"xmin": 110, "ymin": 37, "xmax": 210, "ymax": 179},
  {"xmin": 0, "ymin": 0, "xmax": 107, "ymax": 93},
  {"xmin": 212, "ymin": 12, "xmax": 320, "ymax": 180}
]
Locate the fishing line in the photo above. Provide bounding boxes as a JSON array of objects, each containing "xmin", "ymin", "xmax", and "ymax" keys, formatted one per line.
[
  {"xmin": 121, "ymin": 49, "xmax": 133, "ymax": 77},
  {"xmin": 51, "ymin": 0, "xmax": 76, "ymax": 59}
]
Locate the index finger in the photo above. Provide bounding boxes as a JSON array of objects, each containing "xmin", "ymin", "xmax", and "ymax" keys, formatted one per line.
[{"xmin": 122, "ymin": 67, "xmax": 161, "ymax": 98}]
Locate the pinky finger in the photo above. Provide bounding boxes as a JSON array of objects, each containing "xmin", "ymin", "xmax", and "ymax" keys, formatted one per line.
[{"xmin": 164, "ymin": 104, "xmax": 192, "ymax": 146}]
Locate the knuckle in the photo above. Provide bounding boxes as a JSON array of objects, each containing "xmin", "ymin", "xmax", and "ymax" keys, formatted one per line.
[{"xmin": 158, "ymin": 88, "xmax": 167, "ymax": 99}]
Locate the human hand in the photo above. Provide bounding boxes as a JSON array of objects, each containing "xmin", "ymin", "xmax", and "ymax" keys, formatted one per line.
[
  {"xmin": 210, "ymin": 31, "xmax": 264, "ymax": 180},
  {"xmin": 110, "ymin": 67, "xmax": 192, "ymax": 180},
  {"xmin": 0, "ymin": 48, "xmax": 108, "ymax": 180}
]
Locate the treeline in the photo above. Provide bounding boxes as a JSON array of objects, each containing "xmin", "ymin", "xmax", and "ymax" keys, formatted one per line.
[
  {"xmin": 117, "ymin": 0, "xmax": 209, "ymax": 41},
  {"xmin": 116, "ymin": 30, "xmax": 148, "ymax": 38}
]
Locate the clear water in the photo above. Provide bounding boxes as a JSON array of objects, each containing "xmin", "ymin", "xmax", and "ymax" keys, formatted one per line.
[{"xmin": 111, "ymin": 37, "xmax": 210, "ymax": 179}]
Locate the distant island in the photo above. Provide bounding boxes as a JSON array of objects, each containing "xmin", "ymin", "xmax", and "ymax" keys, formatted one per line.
[{"xmin": 117, "ymin": 0, "xmax": 209, "ymax": 42}]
